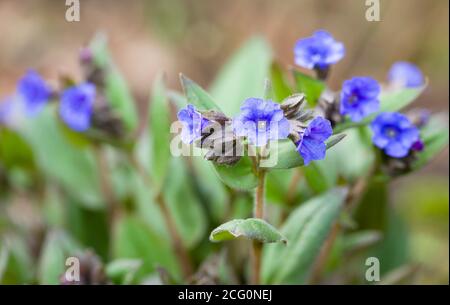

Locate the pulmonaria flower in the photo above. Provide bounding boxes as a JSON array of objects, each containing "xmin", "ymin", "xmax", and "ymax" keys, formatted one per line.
[
  {"xmin": 17, "ymin": 70, "xmax": 51, "ymax": 116},
  {"xmin": 296, "ymin": 116, "xmax": 332, "ymax": 165},
  {"xmin": 388, "ymin": 61, "xmax": 424, "ymax": 88},
  {"xmin": 370, "ymin": 112, "xmax": 420, "ymax": 158},
  {"xmin": 60, "ymin": 83, "xmax": 96, "ymax": 132},
  {"xmin": 294, "ymin": 30, "xmax": 345, "ymax": 70},
  {"xmin": 177, "ymin": 104, "xmax": 210, "ymax": 144},
  {"xmin": 340, "ymin": 76, "xmax": 380, "ymax": 122},
  {"xmin": 233, "ymin": 98, "xmax": 290, "ymax": 147}
]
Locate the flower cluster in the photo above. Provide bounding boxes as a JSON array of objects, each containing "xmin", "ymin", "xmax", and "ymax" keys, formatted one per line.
[{"xmin": 178, "ymin": 97, "xmax": 333, "ymax": 165}]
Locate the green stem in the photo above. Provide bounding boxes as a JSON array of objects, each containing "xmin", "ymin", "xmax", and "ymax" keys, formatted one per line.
[{"xmin": 252, "ymin": 166, "xmax": 266, "ymax": 285}]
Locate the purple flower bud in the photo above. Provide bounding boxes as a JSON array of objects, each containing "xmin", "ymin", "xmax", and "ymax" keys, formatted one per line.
[{"xmin": 340, "ymin": 76, "xmax": 380, "ymax": 122}]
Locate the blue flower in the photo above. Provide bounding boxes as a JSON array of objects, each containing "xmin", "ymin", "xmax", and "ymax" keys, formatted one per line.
[
  {"xmin": 233, "ymin": 98, "xmax": 290, "ymax": 147},
  {"xmin": 17, "ymin": 70, "xmax": 51, "ymax": 116},
  {"xmin": 370, "ymin": 112, "xmax": 420, "ymax": 158},
  {"xmin": 177, "ymin": 104, "xmax": 210, "ymax": 144},
  {"xmin": 59, "ymin": 83, "xmax": 96, "ymax": 132},
  {"xmin": 340, "ymin": 76, "xmax": 380, "ymax": 122},
  {"xmin": 294, "ymin": 30, "xmax": 345, "ymax": 70},
  {"xmin": 388, "ymin": 61, "xmax": 424, "ymax": 88},
  {"xmin": 296, "ymin": 117, "xmax": 332, "ymax": 165},
  {"xmin": 0, "ymin": 98, "xmax": 14, "ymax": 126}
]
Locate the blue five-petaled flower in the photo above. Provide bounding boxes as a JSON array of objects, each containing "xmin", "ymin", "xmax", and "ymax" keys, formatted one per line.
[
  {"xmin": 233, "ymin": 98, "xmax": 290, "ymax": 147},
  {"xmin": 388, "ymin": 61, "xmax": 424, "ymax": 88},
  {"xmin": 17, "ymin": 70, "xmax": 51, "ymax": 116},
  {"xmin": 59, "ymin": 83, "xmax": 96, "ymax": 132},
  {"xmin": 296, "ymin": 117, "xmax": 333, "ymax": 165},
  {"xmin": 294, "ymin": 30, "xmax": 345, "ymax": 70},
  {"xmin": 177, "ymin": 104, "xmax": 210, "ymax": 144},
  {"xmin": 340, "ymin": 76, "xmax": 380, "ymax": 122},
  {"xmin": 370, "ymin": 112, "xmax": 420, "ymax": 158}
]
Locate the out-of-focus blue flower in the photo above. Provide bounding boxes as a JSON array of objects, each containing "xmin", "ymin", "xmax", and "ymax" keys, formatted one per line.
[
  {"xmin": 294, "ymin": 30, "xmax": 345, "ymax": 70},
  {"xmin": 177, "ymin": 104, "xmax": 210, "ymax": 144},
  {"xmin": 233, "ymin": 98, "xmax": 290, "ymax": 147},
  {"xmin": 340, "ymin": 76, "xmax": 380, "ymax": 122},
  {"xmin": 60, "ymin": 83, "xmax": 96, "ymax": 132},
  {"xmin": 370, "ymin": 112, "xmax": 420, "ymax": 158},
  {"xmin": 388, "ymin": 61, "xmax": 424, "ymax": 88},
  {"xmin": 296, "ymin": 116, "xmax": 332, "ymax": 165},
  {"xmin": 0, "ymin": 98, "xmax": 14, "ymax": 126},
  {"xmin": 17, "ymin": 70, "xmax": 51, "ymax": 116}
]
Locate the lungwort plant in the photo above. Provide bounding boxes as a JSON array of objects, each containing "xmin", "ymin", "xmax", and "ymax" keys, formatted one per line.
[{"xmin": 0, "ymin": 31, "xmax": 448, "ymax": 285}]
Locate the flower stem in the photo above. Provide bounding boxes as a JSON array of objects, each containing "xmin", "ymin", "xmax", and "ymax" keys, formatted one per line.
[{"xmin": 252, "ymin": 167, "xmax": 266, "ymax": 284}]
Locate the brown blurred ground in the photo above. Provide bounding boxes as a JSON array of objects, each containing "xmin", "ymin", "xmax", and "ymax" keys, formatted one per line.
[{"xmin": 0, "ymin": 0, "xmax": 448, "ymax": 176}]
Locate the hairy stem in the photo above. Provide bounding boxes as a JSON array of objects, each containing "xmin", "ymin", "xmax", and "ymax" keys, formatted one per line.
[{"xmin": 252, "ymin": 167, "xmax": 266, "ymax": 284}]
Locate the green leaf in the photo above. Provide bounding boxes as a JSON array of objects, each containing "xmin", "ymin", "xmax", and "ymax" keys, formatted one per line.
[
  {"xmin": 18, "ymin": 107, "xmax": 103, "ymax": 209},
  {"xmin": 292, "ymin": 69, "xmax": 325, "ymax": 107},
  {"xmin": 90, "ymin": 33, "xmax": 138, "ymax": 132},
  {"xmin": 270, "ymin": 62, "xmax": 293, "ymax": 102},
  {"xmin": 262, "ymin": 188, "xmax": 347, "ymax": 284},
  {"xmin": 334, "ymin": 85, "xmax": 426, "ymax": 133},
  {"xmin": 328, "ymin": 128, "xmax": 374, "ymax": 183},
  {"xmin": 112, "ymin": 215, "xmax": 180, "ymax": 282},
  {"xmin": 209, "ymin": 218, "xmax": 287, "ymax": 244},
  {"xmin": 303, "ymin": 160, "xmax": 337, "ymax": 194},
  {"xmin": 106, "ymin": 259, "xmax": 142, "ymax": 284},
  {"xmin": 210, "ymin": 36, "xmax": 272, "ymax": 115},
  {"xmin": 164, "ymin": 158, "xmax": 207, "ymax": 248},
  {"xmin": 180, "ymin": 74, "xmax": 222, "ymax": 111},
  {"xmin": 413, "ymin": 115, "xmax": 449, "ymax": 170},
  {"xmin": 148, "ymin": 74, "xmax": 171, "ymax": 191},
  {"xmin": 0, "ymin": 235, "xmax": 33, "ymax": 284},
  {"xmin": 343, "ymin": 230, "xmax": 382, "ymax": 253},
  {"xmin": 213, "ymin": 156, "xmax": 258, "ymax": 190},
  {"xmin": 0, "ymin": 128, "xmax": 35, "ymax": 170},
  {"xmin": 38, "ymin": 231, "xmax": 80, "ymax": 284},
  {"xmin": 269, "ymin": 134, "xmax": 346, "ymax": 170}
]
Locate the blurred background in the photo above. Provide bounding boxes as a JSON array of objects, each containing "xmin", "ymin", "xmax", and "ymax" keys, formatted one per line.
[{"xmin": 0, "ymin": 0, "xmax": 448, "ymax": 283}]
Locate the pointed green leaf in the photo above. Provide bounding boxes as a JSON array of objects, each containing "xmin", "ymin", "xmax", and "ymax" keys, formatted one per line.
[
  {"xmin": 270, "ymin": 62, "xmax": 293, "ymax": 102},
  {"xmin": 90, "ymin": 33, "xmax": 138, "ymax": 132},
  {"xmin": 292, "ymin": 69, "xmax": 325, "ymax": 107},
  {"xmin": 262, "ymin": 188, "xmax": 347, "ymax": 284},
  {"xmin": 413, "ymin": 115, "xmax": 449, "ymax": 170},
  {"xmin": 180, "ymin": 74, "xmax": 222, "ymax": 111},
  {"xmin": 210, "ymin": 37, "xmax": 272, "ymax": 115},
  {"xmin": 112, "ymin": 215, "xmax": 180, "ymax": 282},
  {"xmin": 210, "ymin": 218, "xmax": 287, "ymax": 244}
]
